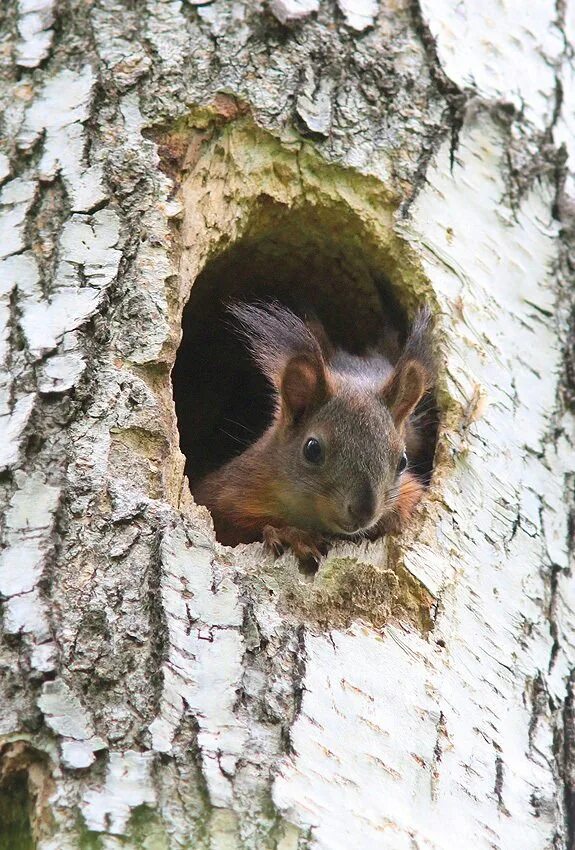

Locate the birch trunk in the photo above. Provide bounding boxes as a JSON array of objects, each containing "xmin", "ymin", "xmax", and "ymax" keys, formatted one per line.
[{"xmin": 1, "ymin": 1, "xmax": 574, "ymax": 848}]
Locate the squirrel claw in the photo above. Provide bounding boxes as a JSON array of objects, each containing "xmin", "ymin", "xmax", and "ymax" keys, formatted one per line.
[
  {"xmin": 262, "ymin": 525, "xmax": 328, "ymax": 564},
  {"xmin": 262, "ymin": 525, "xmax": 285, "ymax": 558},
  {"xmin": 375, "ymin": 512, "xmax": 404, "ymax": 537}
]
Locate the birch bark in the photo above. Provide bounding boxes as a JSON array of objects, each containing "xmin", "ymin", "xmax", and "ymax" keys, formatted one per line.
[{"xmin": 1, "ymin": 1, "xmax": 574, "ymax": 849}]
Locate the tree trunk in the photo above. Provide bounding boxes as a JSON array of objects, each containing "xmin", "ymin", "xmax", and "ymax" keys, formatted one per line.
[{"xmin": 1, "ymin": 1, "xmax": 574, "ymax": 848}]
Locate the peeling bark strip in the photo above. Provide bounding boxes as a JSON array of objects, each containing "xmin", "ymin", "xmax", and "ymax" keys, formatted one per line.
[
  {"xmin": 149, "ymin": 523, "xmax": 246, "ymax": 808},
  {"xmin": 0, "ymin": 473, "xmax": 59, "ymax": 666},
  {"xmin": 0, "ymin": 1, "xmax": 574, "ymax": 849}
]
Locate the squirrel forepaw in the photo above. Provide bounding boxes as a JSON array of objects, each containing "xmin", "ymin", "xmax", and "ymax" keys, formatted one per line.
[
  {"xmin": 370, "ymin": 472, "xmax": 425, "ymax": 539},
  {"xmin": 373, "ymin": 511, "xmax": 405, "ymax": 537},
  {"xmin": 262, "ymin": 525, "xmax": 329, "ymax": 564}
]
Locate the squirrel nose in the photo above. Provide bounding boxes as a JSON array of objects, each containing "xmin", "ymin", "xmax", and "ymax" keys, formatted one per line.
[{"xmin": 346, "ymin": 482, "xmax": 376, "ymax": 529}]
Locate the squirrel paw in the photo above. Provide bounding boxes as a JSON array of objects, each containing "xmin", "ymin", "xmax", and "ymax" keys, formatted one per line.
[
  {"xmin": 262, "ymin": 525, "xmax": 329, "ymax": 564},
  {"xmin": 370, "ymin": 472, "xmax": 425, "ymax": 538},
  {"xmin": 372, "ymin": 511, "xmax": 404, "ymax": 537}
]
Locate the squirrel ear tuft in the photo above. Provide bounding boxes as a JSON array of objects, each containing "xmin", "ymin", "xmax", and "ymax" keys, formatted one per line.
[
  {"xmin": 381, "ymin": 359, "xmax": 427, "ymax": 428},
  {"xmin": 281, "ymin": 354, "xmax": 328, "ymax": 422}
]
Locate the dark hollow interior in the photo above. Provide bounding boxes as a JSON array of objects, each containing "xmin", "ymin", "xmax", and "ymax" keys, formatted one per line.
[
  {"xmin": 0, "ymin": 772, "xmax": 34, "ymax": 850},
  {"xmin": 172, "ymin": 200, "xmax": 437, "ymax": 502}
]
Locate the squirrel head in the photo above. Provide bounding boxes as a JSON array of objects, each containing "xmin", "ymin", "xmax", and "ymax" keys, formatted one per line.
[{"xmin": 229, "ymin": 302, "xmax": 433, "ymax": 535}]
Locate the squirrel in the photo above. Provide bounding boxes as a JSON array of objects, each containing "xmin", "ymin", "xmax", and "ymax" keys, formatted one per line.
[{"xmin": 193, "ymin": 301, "xmax": 435, "ymax": 562}]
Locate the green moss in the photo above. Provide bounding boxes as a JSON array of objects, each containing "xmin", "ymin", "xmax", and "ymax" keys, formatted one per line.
[
  {"xmin": 282, "ymin": 556, "xmax": 432, "ymax": 632},
  {"xmin": 126, "ymin": 805, "xmax": 170, "ymax": 850},
  {"xmin": 78, "ymin": 828, "xmax": 103, "ymax": 850},
  {"xmin": 389, "ymin": 559, "xmax": 434, "ymax": 632}
]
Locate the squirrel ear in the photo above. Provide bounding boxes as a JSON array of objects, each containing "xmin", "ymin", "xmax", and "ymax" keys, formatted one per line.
[
  {"xmin": 305, "ymin": 318, "xmax": 334, "ymax": 359},
  {"xmin": 280, "ymin": 354, "xmax": 328, "ymax": 422},
  {"xmin": 381, "ymin": 359, "xmax": 427, "ymax": 428}
]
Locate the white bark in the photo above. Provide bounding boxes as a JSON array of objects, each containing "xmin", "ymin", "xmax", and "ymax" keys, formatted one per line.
[{"xmin": 0, "ymin": 1, "xmax": 574, "ymax": 849}]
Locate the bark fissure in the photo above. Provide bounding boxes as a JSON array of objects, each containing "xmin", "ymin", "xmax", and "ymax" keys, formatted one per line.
[{"xmin": 561, "ymin": 670, "xmax": 575, "ymax": 850}]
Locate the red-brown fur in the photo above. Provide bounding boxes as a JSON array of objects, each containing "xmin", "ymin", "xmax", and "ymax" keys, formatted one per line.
[{"xmin": 194, "ymin": 303, "xmax": 435, "ymax": 560}]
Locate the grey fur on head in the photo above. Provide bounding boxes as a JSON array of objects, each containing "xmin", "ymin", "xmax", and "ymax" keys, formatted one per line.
[{"xmin": 228, "ymin": 300, "xmax": 435, "ymax": 391}]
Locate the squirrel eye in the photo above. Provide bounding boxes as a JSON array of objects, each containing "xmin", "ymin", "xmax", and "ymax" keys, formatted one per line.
[
  {"xmin": 303, "ymin": 437, "xmax": 324, "ymax": 465},
  {"xmin": 397, "ymin": 451, "xmax": 408, "ymax": 475}
]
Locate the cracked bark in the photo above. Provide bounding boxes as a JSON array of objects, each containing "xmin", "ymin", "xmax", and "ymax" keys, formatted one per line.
[{"xmin": 1, "ymin": 1, "xmax": 575, "ymax": 848}]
